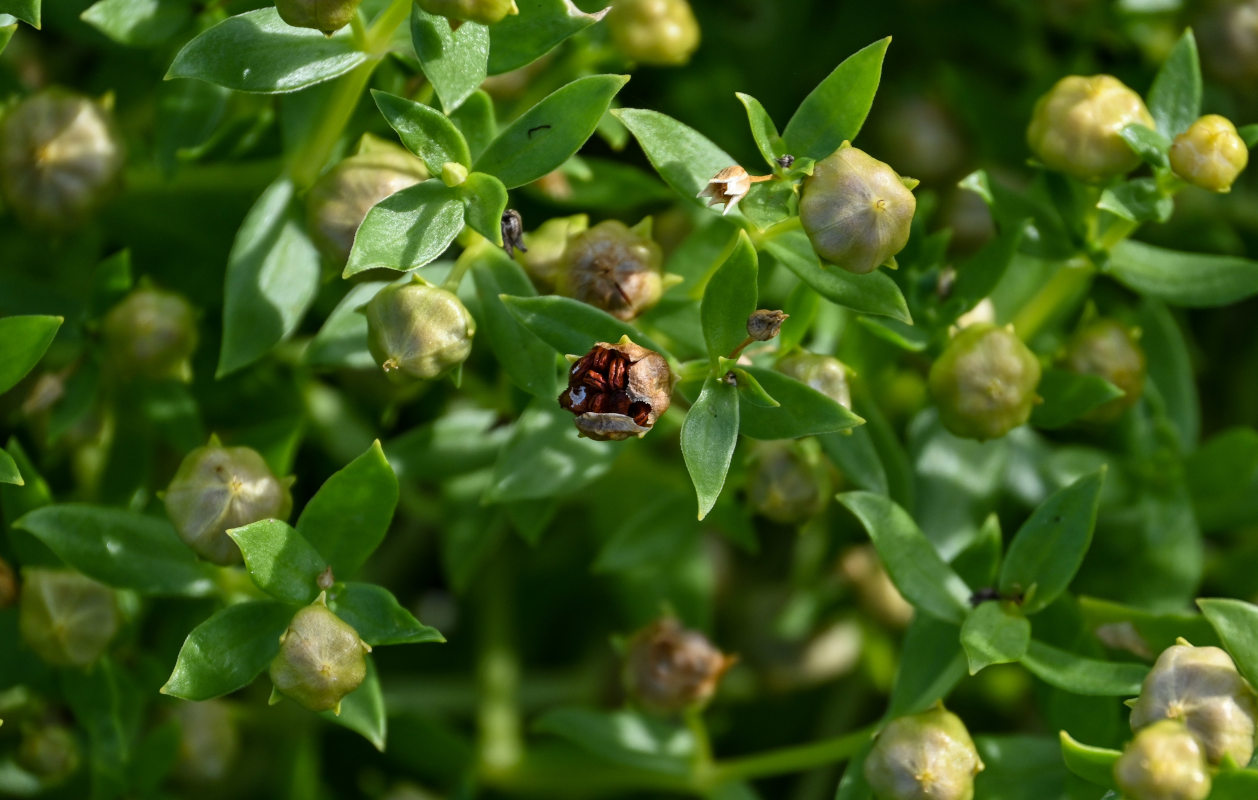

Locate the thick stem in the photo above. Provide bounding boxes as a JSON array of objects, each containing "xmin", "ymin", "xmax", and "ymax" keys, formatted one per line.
[
  {"xmin": 1011, "ymin": 256, "xmax": 1095, "ymax": 341},
  {"xmin": 705, "ymin": 724, "xmax": 876, "ymax": 788}
]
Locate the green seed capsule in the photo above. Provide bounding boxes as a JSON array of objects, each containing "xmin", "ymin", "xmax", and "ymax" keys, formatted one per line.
[
  {"xmin": 1169, "ymin": 114, "xmax": 1249, "ymax": 193},
  {"xmin": 556, "ymin": 219, "xmax": 664, "ymax": 322},
  {"xmin": 1026, "ymin": 74, "xmax": 1154, "ymax": 181},
  {"xmin": 1114, "ymin": 720, "xmax": 1211, "ymax": 800},
  {"xmin": 269, "ymin": 599, "xmax": 371, "ymax": 714},
  {"xmin": 623, "ymin": 618, "xmax": 734, "ymax": 713},
  {"xmin": 101, "ymin": 286, "xmax": 199, "ymax": 381},
  {"xmin": 745, "ymin": 440, "xmax": 829, "ymax": 525},
  {"xmin": 18, "ymin": 724, "xmax": 80, "ymax": 783},
  {"xmin": 415, "ymin": 0, "xmax": 519, "ymax": 25},
  {"xmin": 1062, "ymin": 318, "xmax": 1146, "ymax": 423},
  {"xmin": 799, "ymin": 143, "xmax": 917, "ymax": 275},
  {"xmin": 865, "ymin": 706, "xmax": 984, "ymax": 800},
  {"xmin": 776, "ymin": 352, "xmax": 852, "ymax": 410},
  {"xmin": 365, "ymin": 278, "xmax": 476, "ymax": 382},
  {"xmin": 18, "ymin": 568, "xmax": 120, "ymax": 668},
  {"xmin": 172, "ymin": 700, "xmax": 240, "ymax": 782},
  {"xmin": 928, "ymin": 324, "xmax": 1041, "ymax": 441},
  {"xmin": 515, "ymin": 213, "xmax": 589, "ymax": 293},
  {"xmin": 607, "ymin": 0, "xmax": 701, "ymax": 66},
  {"xmin": 275, "ymin": 0, "xmax": 364, "ymax": 34}
]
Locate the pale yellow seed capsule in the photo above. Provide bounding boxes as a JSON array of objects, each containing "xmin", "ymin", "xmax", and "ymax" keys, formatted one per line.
[
  {"xmin": 1026, "ymin": 74, "xmax": 1154, "ymax": 180},
  {"xmin": 1169, "ymin": 114, "xmax": 1249, "ymax": 193},
  {"xmin": 1114, "ymin": 720, "xmax": 1211, "ymax": 800}
]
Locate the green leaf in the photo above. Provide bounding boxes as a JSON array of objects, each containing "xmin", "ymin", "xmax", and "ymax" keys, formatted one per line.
[
  {"xmin": 1107, "ymin": 239, "xmax": 1258, "ymax": 308},
  {"xmin": 727, "ymin": 366, "xmax": 778, "ymax": 409},
  {"xmin": 459, "ymin": 172, "xmax": 508, "ymax": 245},
  {"xmin": 1185, "ymin": 428, "xmax": 1258, "ymax": 531},
  {"xmin": 1058, "ymin": 732, "xmax": 1119, "ymax": 790},
  {"xmin": 819, "ymin": 426, "xmax": 888, "ymax": 495},
  {"xmin": 1098, "ymin": 178, "xmax": 1173, "ymax": 224},
  {"xmin": 615, "ymin": 108, "xmax": 739, "ymax": 210},
  {"xmin": 16, "ymin": 505, "xmax": 216, "ymax": 596},
  {"xmin": 999, "ymin": 470, "xmax": 1104, "ymax": 614},
  {"xmin": 739, "ymin": 367, "xmax": 862, "ymax": 440},
  {"xmin": 470, "ymin": 249, "xmax": 558, "ymax": 397},
  {"xmin": 474, "ymin": 74, "xmax": 628, "ymax": 189},
  {"xmin": 487, "ymin": 0, "xmax": 608, "ymax": 75},
  {"xmin": 947, "ymin": 223, "xmax": 1025, "ymax": 321},
  {"xmin": 0, "ymin": 449, "xmax": 20, "ymax": 486},
  {"xmin": 161, "ymin": 601, "xmax": 293, "ymax": 700},
  {"xmin": 1079, "ymin": 595, "xmax": 1218, "ymax": 654},
  {"xmin": 1240, "ymin": 124, "xmax": 1258, "ymax": 149},
  {"xmin": 533, "ymin": 707, "xmax": 694, "ymax": 776},
  {"xmin": 344, "ymin": 179, "xmax": 465, "ymax": 277},
  {"xmin": 701, "ymin": 231, "xmax": 758, "ymax": 362},
  {"xmin": 1019, "ymin": 640, "xmax": 1146, "ymax": 696},
  {"xmin": 385, "ymin": 408, "xmax": 513, "ymax": 482},
  {"xmin": 889, "ymin": 615, "xmax": 966, "ymax": 716},
  {"xmin": 371, "ymin": 90, "xmax": 472, "ymax": 173},
  {"xmin": 972, "ymin": 735, "xmax": 1070, "ymax": 800},
  {"xmin": 761, "ymin": 227, "xmax": 911, "ymax": 322},
  {"xmin": 1030, "ymin": 370, "xmax": 1125, "ymax": 429},
  {"xmin": 450, "ymin": 89, "xmax": 497, "ymax": 160},
  {"xmin": 1147, "ymin": 29, "xmax": 1201, "ymax": 138},
  {"xmin": 81, "ymin": 0, "xmax": 190, "ymax": 47},
  {"xmin": 322, "ymin": 657, "xmax": 386, "ymax": 750},
  {"xmin": 856, "ymin": 316, "xmax": 931, "ymax": 352},
  {"xmin": 0, "ymin": 0, "xmax": 38, "ymax": 27},
  {"xmin": 682, "ymin": 378, "xmax": 740, "ymax": 520},
  {"xmin": 781, "ymin": 37, "xmax": 889, "ymax": 161},
  {"xmin": 1139, "ymin": 298, "xmax": 1199, "ymax": 449},
  {"xmin": 305, "ymin": 280, "xmax": 389, "ymax": 369},
  {"xmin": 594, "ymin": 494, "xmax": 698, "ymax": 574},
  {"xmin": 0, "ymin": 315, "xmax": 61, "ymax": 395},
  {"xmin": 486, "ymin": 398, "xmax": 619, "ymax": 503},
  {"xmin": 297, "ymin": 441, "xmax": 399, "ymax": 578},
  {"xmin": 0, "ymin": 18, "xmax": 16, "ymax": 53},
  {"xmin": 166, "ymin": 9, "xmax": 368, "ymax": 94},
  {"xmin": 330, "ymin": 582, "xmax": 444, "ymax": 646},
  {"xmin": 410, "ymin": 5, "xmax": 488, "ymax": 112},
  {"xmin": 502, "ymin": 294, "xmax": 663, "ymax": 356},
  {"xmin": 229, "ymin": 519, "xmax": 327, "ymax": 606},
  {"xmin": 1197, "ymin": 598, "xmax": 1258, "ymax": 687},
  {"xmin": 1119, "ymin": 123, "xmax": 1171, "ymax": 169},
  {"xmin": 1212, "ymin": 768, "xmax": 1258, "ymax": 799},
  {"xmin": 960, "ymin": 169, "xmax": 1074, "ymax": 260},
  {"xmin": 736, "ymin": 92, "xmax": 786, "ymax": 165},
  {"xmin": 837, "ymin": 491, "xmax": 972, "ymax": 624},
  {"xmin": 218, "ymin": 178, "xmax": 321, "ymax": 377},
  {"xmin": 961, "ymin": 601, "xmax": 1031, "ymax": 674}
]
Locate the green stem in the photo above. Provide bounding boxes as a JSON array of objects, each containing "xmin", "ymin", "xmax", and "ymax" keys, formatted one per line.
[
  {"xmin": 685, "ymin": 708, "xmax": 715, "ymax": 779},
  {"xmin": 443, "ymin": 247, "xmax": 476, "ymax": 293},
  {"xmin": 1010, "ymin": 256, "xmax": 1095, "ymax": 341},
  {"xmin": 477, "ymin": 554, "xmax": 523, "ymax": 779},
  {"xmin": 705, "ymin": 724, "xmax": 876, "ymax": 787}
]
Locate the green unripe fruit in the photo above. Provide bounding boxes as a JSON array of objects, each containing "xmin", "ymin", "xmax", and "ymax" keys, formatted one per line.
[
  {"xmin": 1026, "ymin": 74, "xmax": 1154, "ymax": 181},
  {"xmin": 18, "ymin": 724, "xmax": 80, "ymax": 783},
  {"xmin": 275, "ymin": 0, "xmax": 363, "ymax": 34},
  {"xmin": 18, "ymin": 568, "xmax": 119, "ymax": 667},
  {"xmin": 365, "ymin": 278, "xmax": 475, "ymax": 382},
  {"xmin": 1169, "ymin": 114, "xmax": 1249, "ymax": 193},
  {"xmin": 307, "ymin": 136, "xmax": 428, "ymax": 264},
  {"xmin": 864, "ymin": 706, "xmax": 984, "ymax": 800},
  {"xmin": 745, "ymin": 440, "xmax": 829, "ymax": 525},
  {"xmin": 1062, "ymin": 318, "xmax": 1146, "ymax": 423},
  {"xmin": 416, "ymin": 0, "xmax": 519, "ymax": 26},
  {"xmin": 776, "ymin": 352, "xmax": 852, "ymax": 410},
  {"xmin": 929, "ymin": 324, "xmax": 1041, "ymax": 441},
  {"xmin": 172, "ymin": 700, "xmax": 239, "ymax": 782},
  {"xmin": 1130, "ymin": 640, "xmax": 1258, "ymax": 766},
  {"xmin": 101, "ymin": 286, "xmax": 199, "ymax": 381},
  {"xmin": 515, "ymin": 213, "xmax": 589, "ymax": 293},
  {"xmin": 269, "ymin": 599, "xmax": 371, "ymax": 714},
  {"xmin": 623, "ymin": 618, "xmax": 733, "ymax": 713},
  {"xmin": 607, "ymin": 0, "xmax": 701, "ymax": 66},
  {"xmin": 164, "ymin": 442, "xmax": 293, "ymax": 565},
  {"xmin": 799, "ymin": 143, "xmax": 917, "ymax": 275},
  {"xmin": 0, "ymin": 90, "xmax": 124, "ymax": 230},
  {"xmin": 556, "ymin": 219, "xmax": 664, "ymax": 322},
  {"xmin": 1114, "ymin": 720, "xmax": 1211, "ymax": 800}
]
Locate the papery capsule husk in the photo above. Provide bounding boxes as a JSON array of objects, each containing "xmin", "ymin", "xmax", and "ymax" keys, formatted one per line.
[
  {"xmin": 556, "ymin": 219, "xmax": 665, "ymax": 322},
  {"xmin": 18, "ymin": 568, "xmax": 120, "ymax": 668},
  {"xmin": 623, "ymin": 618, "xmax": 735, "ymax": 713},
  {"xmin": 558, "ymin": 337, "xmax": 673, "ymax": 441}
]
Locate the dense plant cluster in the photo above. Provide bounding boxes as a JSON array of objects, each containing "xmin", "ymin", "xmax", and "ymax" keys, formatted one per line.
[{"xmin": 2, "ymin": 1, "xmax": 1258, "ymax": 799}]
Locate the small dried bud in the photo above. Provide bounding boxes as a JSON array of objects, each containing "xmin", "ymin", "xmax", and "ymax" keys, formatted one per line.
[
  {"xmin": 0, "ymin": 556, "xmax": 16, "ymax": 609},
  {"xmin": 1169, "ymin": 114, "xmax": 1249, "ymax": 193},
  {"xmin": 1114, "ymin": 720, "xmax": 1211, "ymax": 800},
  {"xmin": 0, "ymin": 89, "xmax": 124, "ymax": 230},
  {"xmin": 365, "ymin": 278, "xmax": 476, "ymax": 382},
  {"xmin": 172, "ymin": 700, "xmax": 239, "ymax": 783},
  {"xmin": 697, "ymin": 166, "xmax": 753, "ymax": 215},
  {"xmin": 500, "ymin": 209, "xmax": 527, "ymax": 257},
  {"xmin": 1130, "ymin": 640, "xmax": 1258, "ymax": 766},
  {"xmin": 164, "ymin": 442, "xmax": 293, "ymax": 565},
  {"xmin": 275, "ymin": 0, "xmax": 363, "ymax": 34},
  {"xmin": 607, "ymin": 0, "xmax": 700, "ymax": 66},
  {"xmin": 101, "ymin": 286, "xmax": 199, "ymax": 381},
  {"xmin": 747, "ymin": 309, "xmax": 788, "ymax": 342},
  {"xmin": 928, "ymin": 323, "xmax": 1041, "ymax": 441},
  {"xmin": 515, "ymin": 213, "xmax": 587, "ymax": 293},
  {"xmin": 776, "ymin": 352, "xmax": 852, "ymax": 410},
  {"xmin": 269, "ymin": 597, "xmax": 371, "ymax": 714},
  {"xmin": 19, "ymin": 568, "xmax": 120, "ymax": 667},
  {"xmin": 799, "ymin": 143, "xmax": 917, "ymax": 274},
  {"xmin": 623, "ymin": 618, "xmax": 735, "ymax": 713},
  {"xmin": 745, "ymin": 440, "xmax": 829, "ymax": 524},
  {"xmin": 556, "ymin": 219, "xmax": 664, "ymax": 321},
  {"xmin": 18, "ymin": 724, "xmax": 80, "ymax": 783},
  {"xmin": 416, "ymin": 0, "xmax": 520, "ymax": 25},
  {"xmin": 1026, "ymin": 75, "xmax": 1154, "ymax": 181},
  {"xmin": 1062, "ymin": 318, "xmax": 1146, "ymax": 424},
  {"xmin": 559, "ymin": 337, "xmax": 672, "ymax": 441},
  {"xmin": 864, "ymin": 706, "xmax": 984, "ymax": 800}
]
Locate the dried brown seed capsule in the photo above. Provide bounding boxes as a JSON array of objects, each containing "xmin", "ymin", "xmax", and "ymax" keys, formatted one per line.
[
  {"xmin": 623, "ymin": 618, "xmax": 735, "ymax": 713},
  {"xmin": 416, "ymin": 0, "xmax": 520, "ymax": 25},
  {"xmin": 19, "ymin": 568, "xmax": 120, "ymax": 667},
  {"xmin": 745, "ymin": 440, "xmax": 829, "ymax": 524},
  {"xmin": 556, "ymin": 219, "xmax": 665, "ymax": 321},
  {"xmin": 558, "ymin": 336, "xmax": 673, "ymax": 441},
  {"xmin": 776, "ymin": 351, "xmax": 852, "ymax": 410},
  {"xmin": 928, "ymin": 323, "xmax": 1041, "ymax": 441},
  {"xmin": 1168, "ymin": 114, "xmax": 1249, "ymax": 193},
  {"xmin": 269, "ymin": 596, "xmax": 371, "ymax": 714},
  {"xmin": 0, "ymin": 556, "xmax": 16, "ymax": 609},
  {"xmin": 607, "ymin": 0, "xmax": 700, "ymax": 66},
  {"xmin": 1026, "ymin": 75, "xmax": 1154, "ymax": 181},
  {"xmin": 747, "ymin": 309, "xmax": 788, "ymax": 342},
  {"xmin": 275, "ymin": 0, "xmax": 364, "ymax": 34},
  {"xmin": 101, "ymin": 286, "xmax": 199, "ymax": 381},
  {"xmin": 365, "ymin": 277, "xmax": 476, "ymax": 382},
  {"xmin": 18, "ymin": 724, "xmax": 80, "ymax": 783},
  {"xmin": 697, "ymin": 165, "xmax": 756, "ymax": 215},
  {"xmin": 1061, "ymin": 317, "xmax": 1146, "ymax": 424},
  {"xmin": 1114, "ymin": 719, "xmax": 1211, "ymax": 800},
  {"xmin": 864, "ymin": 706, "xmax": 985, "ymax": 800}
]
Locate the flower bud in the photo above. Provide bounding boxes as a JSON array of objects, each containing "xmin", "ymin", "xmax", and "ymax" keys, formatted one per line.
[
  {"xmin": 415, "ymin": 0, "xmax": 520, "ymax": 25},
  {"xmin": 164, "ymin": 441, "xmax": 293, "ymax": 566},
  {"xmin": 559, "ymin": 336, "xmax": 673, "ymax": 440},
  {"xmin": 0, "ymin": 555, "xmax": 16, "ymax": 609},
  {"xmin": 556, "ymin": 219, "xmax": 665, "ymax": 321},
  {"xmin": 1130, "ymin": 640, "xmax": 1258, "ymax": 766},
  {"xmin": 928, "ymin": 324, "xmax": 1041, "ymax": 441},
  {"xmin": 269, "ymin": 597, "xmax": 371, "ymax": 714},
  {"xmin": 0, "ymin": 89, "xmax": 124, "ymax": 230},
  {"xmin": 365, "ymin": 277, "xmax": 475, "ymax": 382},
  {"xmin": 1061, "ymin": 318, "xmax": 1146, "ymax": 423},
  {"xmin": 1114, "ymin": 720, "xmax": 1211, "ymax": 800},
  {"xmin": 747, "ymin": 309, "xmax": 788, "ymax": 342},
  {"xmin": 799, "ymin": 143, "xmax": 917, "ymax": 275},
  {"xmin": 1026, "ymin": 75, "xmax": 1154, "ymax": 181},
  {"xmin": 745, "ymin": 440, "xmax": 829, "ymax": 524},
  {"xmin": 1169, "ymin": 114, "xmax": 1249, "ymax": 193},
  {"xmin": 172, "ymin": 700, "xmax": 239, "ymax": 782},
  {"xmin": 18, "ymin": 724, "xmax": 80, "ymax": 783},
  {"xmin": 19, "ymin": 568, "xmax": 119, "ymax": 667},
  {"xmin": 515, "ymin": 213, "xmax": 588, "ymax": 293},
  {"xmin": 307, "ymin": 136, "xmax": 428, "ymax": 264},
  {"xmin": 101, "ymin": 286, "xmax": 199, "ymax": 381},
  {"xmin": 275, "ymin": 0, "xmax": 363, "ymax": 34},
  {"xmin": 864, "ymin": 706, "xmax": 984, "ymax": 800},
  {"xmin": 776, "ymin": 352, "xmax": 852, "ymax": 410},
  {"xmin": 607, "ymin": 0, "xmax": 701, "ymax": 66},
  {"xmin": 623, "ymin": 618, "xmax": 735, "ymax": 713}
]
